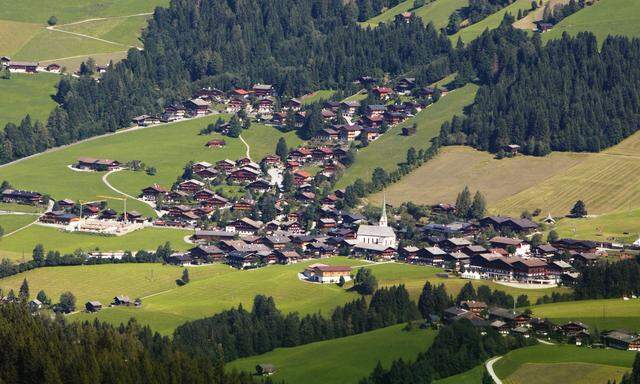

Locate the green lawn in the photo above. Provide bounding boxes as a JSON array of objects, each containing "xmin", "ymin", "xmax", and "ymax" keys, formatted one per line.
[
  {"xmin": 494, "ymin": 344, "xmax": 634, "ymax": 384},
  {"xmin": 0, "ymin": 0, "xmax": 168, "ymax": 24},
  {"xmin": 228, "ymin": 324, "xmax": 437, "ymax": 384},
  {"xmin": 336, "ymin": 83, "xmax": 478, "ymax": 188},
  {"xmin": 0, "ymin": 225, "xmax": 193, "ymax": 261},
  {"xmin": 532, "ymin": 298, "xmax": 640, "ymax": 331},
  {"xmin": 0, "ymin": 73, "xmax": 59, "ymax": 127},
  {"xmin": 0, "ymin": 214, "xmax": 38, "ymax": 236},
  {"xmin": 542, "ymin": 0, "xmax": 640, "ymax": 44},
  {"xmin": 451, "ymin": 0, "xmax": 533, "ymax": 43}
]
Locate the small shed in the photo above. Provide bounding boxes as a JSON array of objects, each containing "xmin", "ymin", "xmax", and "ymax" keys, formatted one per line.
[{"xmin": 256, "ymin": 363, "xmax": 277, "ymax": 376}]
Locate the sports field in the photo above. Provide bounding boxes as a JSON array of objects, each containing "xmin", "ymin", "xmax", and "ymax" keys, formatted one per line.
[
  {"xmin": 0, "ymin": 73, "xmax": 59, "ymax": 127},
  {"xmin": 228, "ymin": 324, "xmax": 437, "ymax": 384},
  {"xmin": 368, "ymin": 146, "xmax": 587, "ymax": 208},
  {"xmin": 0, "ymin": 225, "xmax": 193, "ymax": 261},
  {"xmin": 541, "ymin": 0, "xmax": 640, "ymax": 44},
  {"xmin": 336, "ymin": 83, "xmax": 478, "ymax": 188},
  {"xmin": 532, "ymin": 298, "xmax": 640, "ymax": 331},
  {"xmin": 494, "ymin": 344, "xmax": 634, "ymax": 384}
]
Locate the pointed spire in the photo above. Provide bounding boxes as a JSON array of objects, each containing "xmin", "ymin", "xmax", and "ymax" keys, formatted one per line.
[{"xmin": 379, "ymin": 191, "xmax": 388, "ymax": 227}]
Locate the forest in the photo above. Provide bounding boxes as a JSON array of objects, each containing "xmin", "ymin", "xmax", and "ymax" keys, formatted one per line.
[
  {"xmin": 173, "ymin": 285, "xmax": 420, "ymax": 362},
  {"xmin": 0, "ymin": 303, "xmax": 261, "ymax": 384}
]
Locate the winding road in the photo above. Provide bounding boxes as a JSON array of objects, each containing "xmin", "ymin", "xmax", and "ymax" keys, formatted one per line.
[{"xmin": 485, "ymin": 356, "xmax": 503, "ymax": 384}]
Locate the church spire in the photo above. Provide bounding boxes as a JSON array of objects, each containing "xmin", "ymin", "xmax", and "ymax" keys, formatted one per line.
[{"xmin": 379, "ymin": 192, "xmax": 388, "ymax": 227}]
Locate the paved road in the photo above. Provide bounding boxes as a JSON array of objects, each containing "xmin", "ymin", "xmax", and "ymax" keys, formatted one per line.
[{"xmin": 485, "ymin": 356, "xmax": 503, "ymax": 384}]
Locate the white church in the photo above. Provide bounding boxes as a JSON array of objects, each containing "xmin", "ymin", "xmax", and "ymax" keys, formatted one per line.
[{"xmin": 356, "ymin": 195, "xmax": 397, "ymax": 248}]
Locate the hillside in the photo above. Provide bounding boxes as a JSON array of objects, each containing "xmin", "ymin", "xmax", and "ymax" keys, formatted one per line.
[{"xmin": 227, "ymin": 325, "xmax": 437, "ymax": 384}]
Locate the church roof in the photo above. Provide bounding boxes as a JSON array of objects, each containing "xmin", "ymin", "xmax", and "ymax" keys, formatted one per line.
[{"xmin": 357, "ymin": 224, "xmax": 395, "ymax": 238}]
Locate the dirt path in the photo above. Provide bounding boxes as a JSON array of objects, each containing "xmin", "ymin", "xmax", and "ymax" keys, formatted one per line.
[{"xmin": 486, "ymin": 356, "xmax": 503, "ymax": 384}]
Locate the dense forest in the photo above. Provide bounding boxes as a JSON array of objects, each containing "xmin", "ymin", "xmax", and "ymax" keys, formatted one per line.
[
  {"xmin": 359, "ymin": 319, "xmax": 534, "ymax": 384},
  {"xmin": 441, "ymin": 23, "xmax": 640, "ymax": 155},
  {"xmin": 0, "ymin": 303, "xmax": 261, "ymax": 384},
  {"xmin": 173, "ymin": 286, "xmax": 420, "ymax": 361}
]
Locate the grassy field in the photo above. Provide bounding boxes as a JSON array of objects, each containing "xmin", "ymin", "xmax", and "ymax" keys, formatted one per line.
[
  {"xmin": 494, "ymin": 130, "xmax": 640, "ymax": 216},
  {"xmin": 0, "ymin": 214, "xmax": 38, "ymax": 236},
  {"xmin": 531, "ymin": 298, "xmax": 640, "ymax": 331},
  {"xmin": 369, "ymin": 145, "xmax": 587, "ymax": 208},
  {"xmin": 360, "ymin": 0, "xmax": 468, "ymax": 30},
  {"xmin": 541, "ymin": 0, "xmax": 640, "ymax": 44},
  {"xmin": 494, "ymin": 344, "xmax": 634, "ymax": 384},
  {"xmin": 228, "ymin": 324, "xmax": 437, "ymax": 384},
  {"xmin": 451, "ymin": 0, "xmax": 533, "ymax": 43},
  {"xmin": 0, "ymin": 225, "xmax": 193, "ymax": 261},
  {"xmin": 0, "ymin": 73, "xmax": 59, "ymax": 127},
  {"xmin": 0, "ymin": 259, "xmax": 560, "ymax": 334},
  {"xmin": 0, "ymin": 0, "xmax": 167, "ymax": 24},
  {"xmin": 336, "ymin": 83, "xmax": 478, "ymax": 188}
]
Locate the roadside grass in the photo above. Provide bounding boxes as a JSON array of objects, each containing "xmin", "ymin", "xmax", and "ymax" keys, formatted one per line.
[
  {"xmin": 531, "ymin": 298, "xmax": 640, "ymax": 331},
  {"xmin": 493, "ymin": 130, "xmax": 640, "ymax": 216},
  {"xmin": 336, "ymin": 83, "xmax": 478, "ymax": 189},
  {"xmin": 541, "ymin": 0, "xmax": 640, "ymax": 44},
  {"xmin": 494, "ymin": 344, "xmax": 634, "ymax": 382},
  {"xmin": 300, "ymin": 89, "xmax": 336, "ymax": 105},
  {"xmin": 368, "ymin": 145, "xmax": 587, "ymax": 208},
  {"xmin": 504, "ymin": 362, "xmax": 628, "ymax": 384},
  {"xmin": 450, "ymin": 0, "xmax": 533, "ymax": 43},
  {"xmin": 0, "ymin": 214, "xmax": 38, "ymax": 236},
  {"xmin": 0, "ymin": 0, "xmax": 167, "ymax": 24},
  {"xmin": 0, "ymin": 73, "xmax": 59, "ymax": 127},
  {"xmin": 0, "ymin": 225, "xmax": 193, "ymax": 261},
  {"xmin": 227, "ymin": 325, "xmax": 437, "ymax": 384}
]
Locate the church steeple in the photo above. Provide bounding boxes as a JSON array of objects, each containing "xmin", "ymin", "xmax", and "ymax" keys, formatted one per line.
[{"xmin": 379, "ymin": 192, "xmax": 388, "ymax": 227}]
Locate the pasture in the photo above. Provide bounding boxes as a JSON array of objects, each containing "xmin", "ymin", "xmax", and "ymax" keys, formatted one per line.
[
  {"xmin": 0, "ymin": 258, "xmax": 563, "ymax": 333},
  {"xmin": 494, "ymin": 344, "xmax": 634, "ymax": 384},
  {"xmin": 541, "ymin": 0, "xmax": 640, "ymax": 44},
  {"xmin": 227, "ymin": 324, "xmax": 437, "ymax": 384},
  {"xmin": 532, "ymin": 298, "xmax": 640, "ymax": 331},
  {"xmin": 0, "ymin": 225, "xmax": 192, "ymax": 261},
  {"xmin": 368, "ymin": 145, "xmax": 587, "ymax": 208},
  {"xmin": 493, "ymin": 130, "xmax": 640, "ymax": 216},
  {"xmin": 336, "ymin": 83, "xmax": 478, "ymax": 188},
  {"xmin": 0, "ymin": 73, "xmax": 59, "ymax": 127}
]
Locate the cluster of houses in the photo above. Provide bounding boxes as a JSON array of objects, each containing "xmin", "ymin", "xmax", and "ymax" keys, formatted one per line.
[{"xmin": 441, "ymin": 300, "xmax": 640, "ymax": 350}]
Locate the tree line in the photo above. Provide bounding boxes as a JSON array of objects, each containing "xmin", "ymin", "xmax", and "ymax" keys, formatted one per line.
[
  {"xmin": 173, "ymin": 285, "xmax": 420, "ymax": 362},
  {"xmin": 0, "ymin": 302, "xmax": 264, "ymax": 384}
]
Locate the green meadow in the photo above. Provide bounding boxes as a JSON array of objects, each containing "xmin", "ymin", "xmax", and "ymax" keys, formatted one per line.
[
  {"xmin": 532, "ymin": 298, "xmax": 640, "ymax": 331},
  {"xmin": 228, "ymin": 324, "xmax": 437, "ymax": 384},
  {"xmin": 494, "ymin": 344, "xmax": 634, "ymax": 384},
  {"xmin": 542, "ymin": 0, "xmax": 640, "ymax": 44},
  {"xmin": 0, "ymin": 225, "xmax": 193, "ymax": 261},
  {"xmin": 0, "ymin": 73, "xmax": 59, "ymax": 127},
  {"xmin": 336, "ymin": 83, "xmax": 478, "ymax": 188}
]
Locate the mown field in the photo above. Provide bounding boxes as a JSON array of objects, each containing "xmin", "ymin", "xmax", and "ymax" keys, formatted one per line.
[
  {"xmin": 0, "ymin": 73, "xmax": 59, "ymax": 127},
  {"xmin": 0, "ymin": 225, "xmax": 192, "ymax": 261},
  {"xmin": 494, "ymin": 345, "xmax": 634, "ymax": 384},
  {"xmin": 228, "ymin": 324, "xmax": 437, "ymax": 384},
  {"xmin": 336, "ymin": 83, "xmax": 478, "ymax": 188},
  {"xmin": 0, "ymin": 259, "xmax": 564, "ymax": 333},
  {"xmin": 541, "ymin": 0, "xmax": 640, "ymax": 44},
  {"xmin": 531, "ymin": 298, "xmax": 640, "ymax": 331},
  {"xmin": 368, "ymin": 145, "xmax": 587, "ymax": 208},
  {"xmin": 493, "ymin": 131, "xmax": 640, "ymax": 216}
]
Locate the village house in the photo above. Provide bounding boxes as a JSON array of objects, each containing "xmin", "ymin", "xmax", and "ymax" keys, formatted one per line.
[{"xmin": 76, "ymin": 157, "xmax": 120, "ymax": 171}]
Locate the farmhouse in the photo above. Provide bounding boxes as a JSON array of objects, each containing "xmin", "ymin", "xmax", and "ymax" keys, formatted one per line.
[
  {"xmin": 76, "ymin": 157, "xmax": 120, "ymax": 171},
  {"xmin": 304, "ymin": 264, "xmax": 351, "ymax": 283}
]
